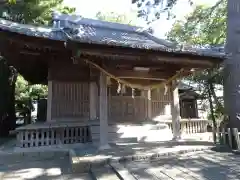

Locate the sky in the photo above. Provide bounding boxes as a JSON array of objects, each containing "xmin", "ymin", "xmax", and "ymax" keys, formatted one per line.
[{"xmin": 63, "ymin": 0, "xmax": 218, "ymax": 38}]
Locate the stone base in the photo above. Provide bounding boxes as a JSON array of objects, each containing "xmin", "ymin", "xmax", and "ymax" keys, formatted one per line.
[
  {"xmin": 99, "ymin": 144, "xmax": 111, "ymax": 150},
  {"xmin": 70, "ymin": 145, "xmax": 212, "ymax": 173}
]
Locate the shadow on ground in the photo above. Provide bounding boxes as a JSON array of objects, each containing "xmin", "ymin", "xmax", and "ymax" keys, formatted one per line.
[
  {"xmin": 119, "ymin": 147, "xmax": 240, "ymax": 180},
  {"xmin": 1, "ymin": 142, "xmax": 240, "ymax": 179},
  {"xmin": 0, "ymin": 155, "xmax": 92, "ymax": 180}
]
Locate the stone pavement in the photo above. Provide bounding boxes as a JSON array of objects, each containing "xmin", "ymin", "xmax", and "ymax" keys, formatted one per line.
[{"xmin": 1, "ymin": 147, "xmax": 240, "ymax": 179}]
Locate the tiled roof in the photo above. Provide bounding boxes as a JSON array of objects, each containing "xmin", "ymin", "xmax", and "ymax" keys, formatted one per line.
[{"xmin": 0, "ymin": 13, "xmax": 225, "ymax": 59}]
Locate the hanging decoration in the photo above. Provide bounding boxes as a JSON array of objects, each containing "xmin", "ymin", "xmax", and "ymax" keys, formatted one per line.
[
  {"xmin": 117, "ymin": 81, "xmax": 121, "ymax": 94},
  {"xmin": 164, "ymin": 84, "xmax": 168, "ymax": 95},
  {"xmin": 132, "ymin": 88, "xmax": 135, "ymax": 98},
  {"xmin": 121, "ymin": 84, "xmax": 126, "ymax": 94}
]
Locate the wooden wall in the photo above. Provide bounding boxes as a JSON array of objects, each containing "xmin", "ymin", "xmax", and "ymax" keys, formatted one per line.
[
  {"xmin": 109, "ymin": 96, "xmax": 147, "ymax": 123},
  {"xmin": 49, "ymin": 60, "xmax": 91, "ymax": 122},
  {"xmin": 151, "ymin": 88, "xmax": 172, "ymax": 118},
  {"xmin": 48, "ymin": 61, "xmax": 173, "ymax": 122},
  {"xmin": 51, "ymin": 81, "xmax": 89, "ymax": 121},
  {"xmin": 49, "ymin": 81, "xmax": 172, "ymax": 122},
  {"xmin": 107, "ymin": 85, "xmax": 172, "ymax": 123}
]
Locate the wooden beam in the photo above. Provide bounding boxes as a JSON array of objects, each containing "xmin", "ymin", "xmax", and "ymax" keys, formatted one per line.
[
  {"xmin": 103, "ymin": 59, "xmax": 182, "ymax": 71},
  {"xmin": 118, "ymin": 79, "xmax": 165, "ymax": 86},
  {"xmin": 0, "ymin": 31, "xmax": 65, "ymax": 50},
  {"xmin": 156, "ymin": 56, "xmax": 213, "ymax": 67},
  {"xmin": 68, "ymin": 41, "xmax": 222, "ymax": 67},
  {"xmin": 108, "ymin": 69, "xmax": 175, "ymax": 80}
]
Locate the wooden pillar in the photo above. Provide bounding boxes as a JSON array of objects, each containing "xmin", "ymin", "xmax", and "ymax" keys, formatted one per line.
[
  {"xmin": 171, "ymin": 80, "xmax": 181, "ymax": 139},
  {"xmin": 99, "ymin": 72, "xmax": 110, "ymax": 149},
  {"xmin": 47, "ymin": 80, "xmax": 53, "ymax": 122},
  {"xmin": 89, "ymin": 82, "xmax": 97, "ymax": 120},
  {"xmin": 147, "ymin": 89, "xmax": 152, "ymax": 120}
]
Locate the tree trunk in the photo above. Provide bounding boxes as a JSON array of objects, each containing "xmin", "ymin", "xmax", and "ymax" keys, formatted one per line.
[
  {"xmin": 207, "ymin": 81, "xmax": 217, "ymax": 143},
  {"xmin": 7, "ymin": 67, "xmax": 17, "ymax": 132},
  {"xmin": 224, "ymin": 0, "xmax": 240, "ymax": 128},
  {"xmin": 207, "ymin": 69, "xmax": 224, "ymax": 116},
  {"xmin": 0, "ymin": 59, "xmax": 17, "ymax": 137}
]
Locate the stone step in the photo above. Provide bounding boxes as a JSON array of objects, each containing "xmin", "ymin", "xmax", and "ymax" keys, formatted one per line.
[
  {"xmin": 61, "ymin": 173, "xmax": 93, "ymax": 180},
  {"xmin": 91, "ymin": 134, "xmax": 137, "ymax": 143},
  {"xmin": 109, "ymin": 162, "xmax": 136, "ymax": 180},
  {"xmin": 124, "ymin": 162, "xmax": 162, "ymax": 180},
  {"xmin": 90, "ymin": 164, "xmax": 120, "ymax": 180}
]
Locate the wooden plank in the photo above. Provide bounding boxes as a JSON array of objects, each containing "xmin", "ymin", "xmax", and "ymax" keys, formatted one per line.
[
  {"xmin": 109, "ymin": 162, "xmax": 136, "ymax": 180},
  {"xmin": 147, "ymin": 163, "xmax": 197, "ymax": 180},
  {"xmin": 125, "ymin": 162, "xmax": 161, "ymax": 180},
  {"xmin": 91, "ymin": 165, "xmax": 119, "ymax": 180}
]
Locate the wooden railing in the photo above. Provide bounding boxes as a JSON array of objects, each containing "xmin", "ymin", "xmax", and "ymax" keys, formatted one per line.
[
  {"xmin": 163, "ymin": 119, "xmax": 209, "ymax": 134},
  {"xmin": 15, "ymin": 122, "xmax": 91, "ymax": 148},
  {"xmin": 215, "ymin": 128, "xmax": 240, "ymax": 150}
]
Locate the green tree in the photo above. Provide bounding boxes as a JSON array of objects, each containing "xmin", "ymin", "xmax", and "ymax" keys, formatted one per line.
[
  {"xmin": 96, "ymin": 11, "xmax": 137, "ymax": 25},
  {"xmin": 15, "ymin": 76, "xmax": 48, "ymax": 124},
  {"xmin": 131, "ymin": 0, "xmax": 182, "ymax": 22},
  {"xmin": 0, "ymin": 0, "xmax": 75, "ymax": 25},
  {"xmin": 95, "ymin": 11, "xmax": 154, "ymax": 33},
  {"xmin": 0, "ymin": 1, "xmax": 75, "ymax": 135},
  {"xmin": 167, "ymin": 1, "xmax": 226, "ymax": 45},
  {"xmin": 167, "ymin": 1, "xmax": 226, "ymax": 140}
]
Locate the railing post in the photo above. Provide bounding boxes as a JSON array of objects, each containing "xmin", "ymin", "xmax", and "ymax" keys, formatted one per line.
[
  {"xmin": 233, "ymin": 128, "xmax": 240, "ymax": 150},
  {"xmin": 212, "ymin": 125, "xmax": 216, "ymax": 144},
  {"xmin": 217, "ymin": 126, "xmax": 221, "ymax": 143},
  {"xmin": 222, "ymin": 128, "xmax": 226, "ymax": 145},
  {"xmin": 227, "ymin": 128, "xmax": 233, "ymax": 149},
  {"xmin": 187, "ymin": 121, "xmax": 190, "ymax": 134},
  {"xmin": 197, "ymin": 121, "xmax": 200, "ymax": 133}
]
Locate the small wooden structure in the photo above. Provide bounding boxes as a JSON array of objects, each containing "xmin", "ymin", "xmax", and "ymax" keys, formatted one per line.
[
  {"xmin": 178, "ymin": 82, "xmax": 200, "ymax": 118},
  {"xmin": 0, "ymin": 13, "xmax": 224, "ymax": 148}
]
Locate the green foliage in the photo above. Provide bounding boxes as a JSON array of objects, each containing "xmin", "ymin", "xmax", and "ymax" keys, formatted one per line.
[
  {"xmin": 131, "ymin": 0, "xmax": 182, "ymax": 22},
  {"xmin": 167, "ymin": 0, "xmax": 226, "ymax": 122},
  {"xmin": 96, "ymin": 11, "xmax": 137, "ymax": 25},
  {"xmin": 0, "ymin": 0, "xmax": 75, "ymax": 25},
  {"xmin": 167, "ymin": 0, "xmax": 226, "ymax": 45},
  {"xmin": 15, "ymin": 76, "xmax": 47, "ymax": 102},
  {"xmin": 15, "ymin": 76, "xmax": 47, "ymax": 119},
  {"xmin": 95, "ymin": 11, "xmax": 154, "ymax": 33}
]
